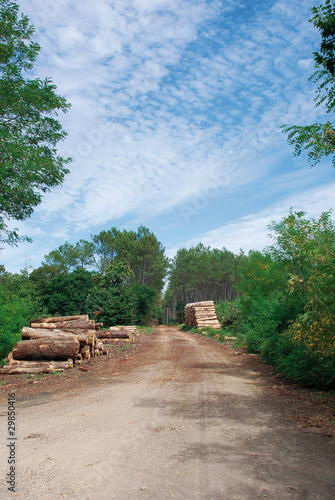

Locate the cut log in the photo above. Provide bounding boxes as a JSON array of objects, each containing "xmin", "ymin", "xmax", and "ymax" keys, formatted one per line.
[
  {"xmin": 80, "ymin": 345, "xmax": 91, "ymax": 354},
  {"xmin": 117, "ymin": 325, "xmax": 137, "ymax": 333},
  {"xmin": 102, "ymin": 345, "xmax": 109, "ymax": 355},
  {"xmin": 30, "ymin": 323, "xmax": 60, "ymax": 329},
  {"xmin": 2, "ymin": 366, "xmax": 55, "ymax": 374},
  {"xmin": 97, "ymin": 331, "xmax": 129, "ymax": 339},
  {"xmin": 6, "ymin": 351, "xmax": 13, "ymax": 363},
  {"xmin": 57, "ymin": 320, "xmax": 95, "ymax": 330},
  {"xmin": 80, "ymin": 346, "xmax": 91, "ymax": 360},
  {"xmin": 186, "ymin": 301, "xmax": 215, "ymax": 307},
  {"xmin": 22, "ymin": 327, "xmax": 79, "ymax": 342},
  {"xmin": 87, "ymin": 331, "xmax": 97, "ymax": 347},
  {"xmin": 78, "ymin": 333, "xmax": 89, "ymax": 346},
  {"xmin": 103, "ymin": 338, "xmax": 129, "ymax": 343},
  {"xmin": 30, "ymin": 320, "xmax": 94, "ymax": 330},
  {"xmin": 30, "ymin": 315, "xmax": 89, "ymax": 325},
  {"xmin": 8, "ymin": 360, "xmax": 72, "ymax": 370},
  {"xmin": 51, "ymin": 360, "xmax": 73, "ymax": 369},
  {"xmin": 13, "ymin": 339, "xmax": 79, "ymax": 361}
]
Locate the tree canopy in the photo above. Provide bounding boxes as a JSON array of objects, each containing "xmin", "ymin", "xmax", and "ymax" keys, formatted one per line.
[
  {"xmin": 282, "ymin": 0, "xmax": 335, "ymax": 166},
  {"xmin": 0, "ymin": 0, "xmax": 71, "ymax": 245}
]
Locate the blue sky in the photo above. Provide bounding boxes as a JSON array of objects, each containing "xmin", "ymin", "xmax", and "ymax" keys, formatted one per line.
[{"xmin": 2, "ymin": 0, "xmax": 334, "ymax": 272}]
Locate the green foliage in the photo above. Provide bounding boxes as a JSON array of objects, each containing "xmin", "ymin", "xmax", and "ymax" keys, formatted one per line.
[
  {"xmin": 43, "ymin": 240, "xmax": 95, "ymax": 272},
  {"xmin": 85, "ymin": 262, "xmax": 134, "ymax": 326},
  {"xmin": 237, "ymin": 210, "xmax": 335, "ymax": 389},
  {"xmin": 29, "ymin": 263, "xmax": 63, "ymax": 297},
  {"xmin": 42, "ymin": 268, "xmax": 93, "ymax": 316},
  {"xmin": 282, "ymin": 0, "xmax": 335, "ymax": 166},
  {"xmin": 215, "ymin": 298, "xmax": 242, "ymax": 331},
  {"xmin": 131, "ymin": 284, "xmax": 158, "ymax": 325},
  {"xmin": 32, "ymin": 226, "xmax": 166, "ymax": 326},
  {"xmin": 0, "ymin": 268, "xmax": 43, "ymax": 359},
  {"xmin": 0, "ymin": 1, "xmax": 71, "ymax": 244}
]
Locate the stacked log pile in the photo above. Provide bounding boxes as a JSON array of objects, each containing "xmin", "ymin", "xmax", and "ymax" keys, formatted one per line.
[
  {"xmin": 96, "ymin": 326, "xmax": 137, "ymax": 344},
  {"xmin": 184, "ymin": 301, "xmax": 221, "ymax": 329},
  {"xmin": 2, "ymin": 315, "xmax": 109, "ymax": 374}
]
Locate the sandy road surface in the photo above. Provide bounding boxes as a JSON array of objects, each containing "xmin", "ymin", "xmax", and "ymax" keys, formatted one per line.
[{"xmin": 0, "ymin": 326, "xmax": 334, "ymax": 499}]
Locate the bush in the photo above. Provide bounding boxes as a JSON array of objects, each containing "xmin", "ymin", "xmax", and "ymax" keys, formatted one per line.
[
  {"xmin": 42, "ymin": 268, "xmax": 93, "ymax": 315},
  {"xmin": 216, "ymin": 298, "xmax": 242, "ymax": 331},
  {"xmin": 0, "ymin": 272, "xmax": 43, "ymax": 359},
  {"xmin": 236, "ymin": 211, "xmax": 335, "ymax": 389}
]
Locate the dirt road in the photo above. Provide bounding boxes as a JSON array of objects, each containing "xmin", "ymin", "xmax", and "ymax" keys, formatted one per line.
[{"xmin": 1, "ymin": 327, "xmax": 334, "ymax": 499}]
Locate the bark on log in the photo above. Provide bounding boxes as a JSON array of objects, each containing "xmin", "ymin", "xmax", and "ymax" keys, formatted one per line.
[
  {"xmin": 22, "ymin": 327, "xmax": 79, "ymax": 342},
  {"xmin": 13, "ymin": 339, "xmax": 79, "ymax": 361},
  {"xmin": 57, "ymin": 320, "xmax": 95, "ymax": 330},
  {"xmin": 30, "ymin": 320, "xmax": 94, "ymax": 330},
  {"xmin": 30, "ymin": 315, "xmax": 89, "ymax": 325},
  {"xmin": 97, "ymin": 331, "xmax": 129, "ymax": 339}
]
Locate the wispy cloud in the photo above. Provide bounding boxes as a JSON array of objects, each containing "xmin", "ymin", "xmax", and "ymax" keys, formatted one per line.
[
  {"xmin": 2, "ymin": 0, "xmax": 333, "ymax": 272},
  {"xmin": 167, "ymin": 182, "xmax": 335, "ymax": 257}
]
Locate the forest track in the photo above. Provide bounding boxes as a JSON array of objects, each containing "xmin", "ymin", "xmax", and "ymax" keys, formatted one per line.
[{"xmin": 0, "ymin": 326, "xmax": 334, "ymax": 499}]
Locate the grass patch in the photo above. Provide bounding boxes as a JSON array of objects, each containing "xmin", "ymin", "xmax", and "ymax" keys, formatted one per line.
[
  {"xmin": 136, "ymin": 326, "xmax": 154, "ymax": 335},
  {"xmin": 182, "ymin": 324, "xmax": 240, "ymax": 345}
]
